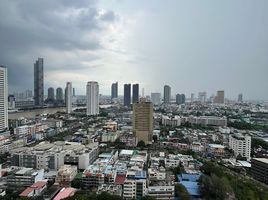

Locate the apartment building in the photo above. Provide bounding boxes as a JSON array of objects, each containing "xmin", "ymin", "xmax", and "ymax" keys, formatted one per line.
[{"xmin": 229, "ymin": 133, "xmax": 251, "ymax": 160}]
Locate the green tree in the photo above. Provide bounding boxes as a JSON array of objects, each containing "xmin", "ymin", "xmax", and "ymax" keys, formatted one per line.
[
  {"xmin": 137, "ymin": 140, "xmax": 146, "ymax": 148},
  {"xmin": 175, "ymin": 184, "xmax": 191, "ymax": 200}
]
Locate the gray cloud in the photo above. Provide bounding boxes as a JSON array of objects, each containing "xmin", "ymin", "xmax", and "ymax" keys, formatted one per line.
[{"xmin": 0, "ymin": 0, "xmax": 118, "ymax": 92}]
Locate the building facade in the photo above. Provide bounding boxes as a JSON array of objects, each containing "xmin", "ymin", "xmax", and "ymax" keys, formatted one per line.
[
  {"xmin": 132, "ymin": 84, "xmax": 139, "ymax": 103},
  {"xmin": 0, "ymin": 66, "xmax": 8, "ymax": 132},
  {"xmin": 124, "ymin": 84, "xmax": 131, "ymax": 107},
  {"xmin": 34, "ymin": 58, "xmax": 44, "ymax": 106},
  {"xmin": 66, "ymin": 82, "xmax": 72, "ymax": 114},
  {"xmin": 111, "ymin": 82, "xmax": 118, "ymax": 100},
  {"xmin": 151, "ymin": 93, "xmax": 161, "ymax": 105},
  {"xmin": 163, "ymin": 85, "xmax": 171, "ymax": 104},
  {"xmin": 229, "ymin": 133, "xmax": 251, "ymax": 160},
  {"xmin": 133, "ymin": 98, "xmax": 153, "ymax": 144},
  {"xmin": 251, "ymin": 158, "xmax": 268, "ymax": 184},
  {"xmin": 213, "ymin": 90, "xmax": 225, "ymax": 104},
  {"xmin": 87, "ymin": 81, "xmax": 99, "ymax": 115}
]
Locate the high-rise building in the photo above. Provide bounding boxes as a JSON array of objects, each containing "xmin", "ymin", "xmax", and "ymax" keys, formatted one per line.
[
  {"xmin": 191, "ymin": 93, "xmax": 194, "ymax": 103},
  {"xmin": 34, "ymin": 58, "xmax": 44, "ymax": 106},
  {"xmin": 133, "ymin": 98, "xmax": 153, "ymax": 145},
  {"xmin": 176, "ymin": 94, "xmax": 186, "ymax": 105},
  {"xmin": 111, "ymin": 82, "xmax": 118, "ymax": 100},
  {"xmin": 66, "ymin": 82, "xmax": 72, "ymax": 114},
  {"xmin": 132, "ymin": 84, "xmax": 139, "ymax": 103},
  {"xmin": 0, "ymin": 66, "xmax": 8, "ymax": 132},
  {"xmin": 86, "ymin": 81, "xmax": 99, "ymax": 116},
  {"xmin": 56, "ymin": 87, "xmax": 64, "ymax": 102},
  {"xmin": 229, "ymin": 133, "xmax": 251, "ymax": 160},
  {"xmin": 73, "ymin": 88, "xmax": 75, "ymax": 97},
  {"xmin": 198, "ymin": 92, "xmax": 207, "ymax": 103},
  {"xmin": 163, "ymin": 85, "xmax": 171, "ymax": 104},
  {"xmin": 151, "ymin": 93, "xmax": 161, "ymax": 105},
  {"xmin": 47, "ymin": 87, "xmax": 55, "ymax": 101},
  {"xmin": 124, "ymin": 84, "xmax": 131, "ymax": 107},
  {"xmin": 238, "ymin": 93, "xmax": 243, "ymax": 102},
  {"xmin": 213, "ymin": 90, "xmax": 225, "ymax": 104}
]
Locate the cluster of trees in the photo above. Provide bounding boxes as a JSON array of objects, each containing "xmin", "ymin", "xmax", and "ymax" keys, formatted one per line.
[
  {"xmin": 175, "ymin": 184, "xmax": 192, "ymax": 200},
  {"xmin": 200, "ymin": 161, "xmax": 268, "ymax": 200},
  {"xmin": 228, "ymin": 121, "xmax": 268, "ymax": 131},
  {"xmin": 251, "ymin": 138, "xmax": 268, "ymax": 150}
]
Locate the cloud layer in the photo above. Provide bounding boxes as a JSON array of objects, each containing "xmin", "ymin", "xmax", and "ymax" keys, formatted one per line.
[{"xmin": 1, "ymin": 0, "xmax": 268, "ymax": 100}]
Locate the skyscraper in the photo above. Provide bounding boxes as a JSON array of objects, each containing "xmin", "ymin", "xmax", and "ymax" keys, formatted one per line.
[
  {"xmin": 238, "ymin": 93, "xmax": 243, "ymax": 102},
  {"xmin": 213, "ymin": 90, "xmax": 225, "ymax": 104},
  {"xmin": 56, "ymin": 87, "xmax": 64, "ymax": 102},
  {"xmin": 132, "ymin": 84, "xmax": 139, "ymax": 103},
  {"xmin": 198, "ymin": 92, "xmax": 207, "ymax": 103},
  {"xmin": 124, "ymin": 84, "xmax": 131, "ymax": 107},
  {"xmin": 0, "ymin": 66, "xmax": 8, "ymax": 132},
  {"xmin": 34, "ymin": 58, "xmax": 44, "ymax": 106},
  {"xmin": 163, "ymin": 85, "xmax": 171, "ymax": 103},
  {"xmin": 73, "ymin": 88, "xmax": 75, "ymax": 97},
  {"xmin": 66, "ymin": 82, "xmax": 72, "ymax": 114},
  {"xmin": 191, "ymin": 93, "xmax": 194, "ymax": 103},
  {"xmin": 151, "ymin": 93, "xmax": 161, "ymax": 105},
  {"xmin": 111, "ymin": 82, "xmax": 118, "ymax": 101},
  {"xmin": 133, "ymin": 98, "xmax": 153, "ymax": 145},
  {"xmin": 87, "ymin": 81, "xmax": 99, "ymax": 116},
  {"xmin": 176, "ymin": 94, "xmax": 186, "ymax": 105},
  {"xmin": 47, "ymin": 87, "xmax": 55, "ymax": 101}
]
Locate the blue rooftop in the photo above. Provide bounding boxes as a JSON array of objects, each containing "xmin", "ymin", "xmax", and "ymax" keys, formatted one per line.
[
  {"xmin": 177, "ymin": 173, "xmax": 202, "ymax": 197},
  {"xmin": 135, "ymin": 171, "xmax": 147, "ymax": 179}
]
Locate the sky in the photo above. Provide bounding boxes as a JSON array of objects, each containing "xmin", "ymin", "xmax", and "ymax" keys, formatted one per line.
[{"xmin": 0, "ymin": 0, "xmax": 268, "ymax": 100}]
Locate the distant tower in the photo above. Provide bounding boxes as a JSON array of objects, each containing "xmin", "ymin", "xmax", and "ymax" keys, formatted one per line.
[
  {"xmin": 111, "ymin": 82, "xmax": 118, "ymax": 101},
  {"xmin": 163, "ymin": 85, "xmax": 171, "ymax": 103},
  {"xmin": 34, "ymin": 58, "xmax": 44, "ymax": 106},
  {"xmin": 124, "ymin": 84, "xmax": 131, "ymax": 107},
  {"xmin": 66, "ymin": 82, "xmax": 72, "ymax": 114},
  {"xmin": 176, "ymin": 94, "xmax": 186, "ymax": 105},
  {"xmin": 191, "ymin": 93, "xmax": 194, "ymax": 103},
  {"xmin": 238, "ymin": 93, "xmax": 243, "ymax": 102},
  {"xmin": 132, "ymin": 84, "xmax": 139, "ymax": 103},
  {"xmin": 73, "ymin": 88, "xmax": 75, "ymax": 97},
  {"xmin": 151, "ymin": 93, "xmax": 161, "ymax": 105},
  {"xmin": 213, "ymin": 90, "xmax": 225, "ymax": 104},
  {"xmin": 86, "ymin": 81, "xmax": 99, "ymax": 116},
  {"xmin": 56, "ymin": 87, "xmax": 64, "ymax": 102},
  {"xmin": 47, "ymin": 87, "xmax": 55, "ymax": 101},
  {"xmin": 133, "ymin": 98, "xmax": 153, "ymax": 145},
  {"xmin": 0, "ymin": 66, "xmax": 8, "ymax": 132}
]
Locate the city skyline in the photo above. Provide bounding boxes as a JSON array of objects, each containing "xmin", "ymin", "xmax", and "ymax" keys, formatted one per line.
[{"xmin": 1, "ymin": 0, "xmax": 268, "ymax": 100}]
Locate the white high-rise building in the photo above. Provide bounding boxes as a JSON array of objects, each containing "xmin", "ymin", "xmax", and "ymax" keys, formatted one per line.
[
  {"xmin": 229, "ymin": 133, "xmax": 251, "ymax": 160},
  {"xmin": 151, "ymin": 93, "xmax": 161, "ymax": 105},
  {"xmin": 86, "ymin": 81, "xmax": 99, "ymax": 116},
  {"xmin": 66, "ymin": 82, "xmax": 72, "ymax": 114},
  {"xmin": 0, "ymin": 66, "xmax": 8, "ymax": 132}
]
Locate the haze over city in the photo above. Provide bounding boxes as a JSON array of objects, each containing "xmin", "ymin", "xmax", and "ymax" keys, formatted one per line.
[{"xmin": 1, "ymin": 0, "xmax": 268, "ymax": 100}]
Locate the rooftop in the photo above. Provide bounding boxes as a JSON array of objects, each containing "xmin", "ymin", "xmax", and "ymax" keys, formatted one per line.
[{"xmin": 253, "ymin": 158, "xmax": 268, "ymax": 165}]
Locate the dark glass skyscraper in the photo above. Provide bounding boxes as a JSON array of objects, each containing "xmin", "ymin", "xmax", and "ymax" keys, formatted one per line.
[
  {"xmin": 132, "ymin": 84, "xmax": 139, "ymax": 103},
  {"xmin": 163, "ymin": 85, "xmax": 171, "ymax": 103},
  {"xmin": 56, "ymin": 87, "xmax": 64, "ymax": 102},
  {"xmin": 176, "ymin": 93, "xmax": 186, "ymax": 105},
  {"xmin": 124, "ymin": 84, "xmax": 131, "ymax": 107},
  {"xmin": 111, "ymin": 82, "xmax": 118, "ymax": 100},
  {"xmin": 47, "ymin": 87, "xmax": 55, "ymax": 101},
  {"xmin": 34, "ymin": 58, "xmax": 44, "ymax": 106}
]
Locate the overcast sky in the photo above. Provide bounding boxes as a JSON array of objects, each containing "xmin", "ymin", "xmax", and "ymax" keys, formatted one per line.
[{"xmin": 1, "ymin": 0, "xmax": 268, "ymax": 100}]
